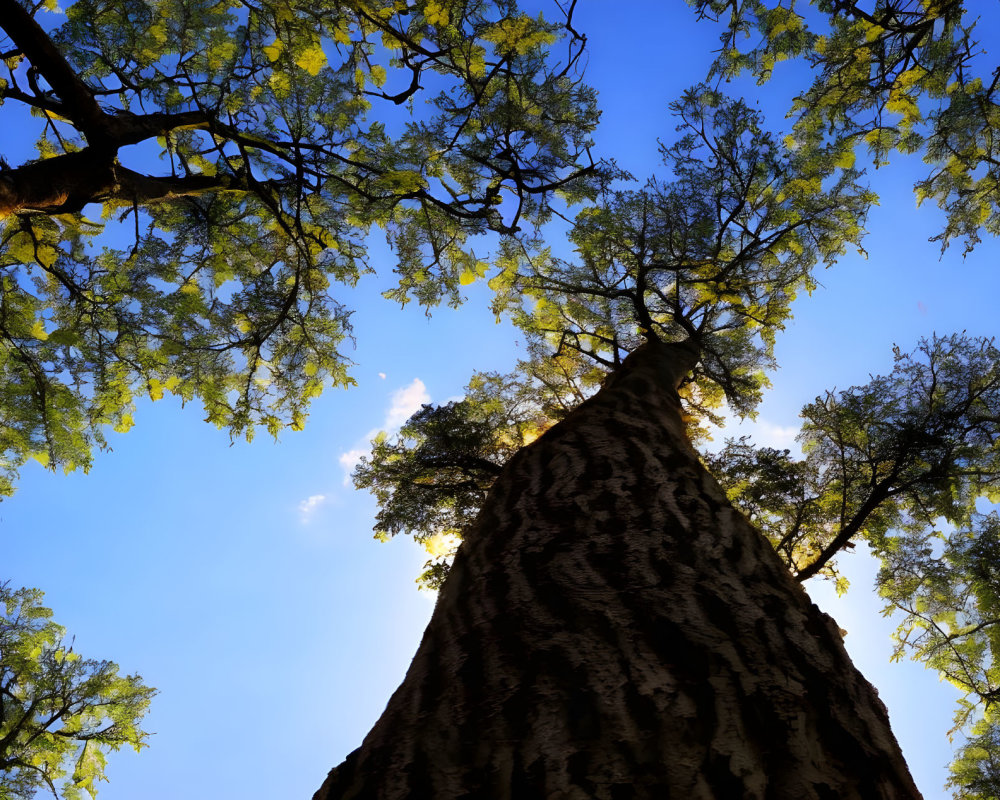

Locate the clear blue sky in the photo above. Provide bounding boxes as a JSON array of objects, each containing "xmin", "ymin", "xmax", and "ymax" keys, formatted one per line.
[{"xmin": 3, "ymin": 3, "xmax": 999, "ymax": 798}]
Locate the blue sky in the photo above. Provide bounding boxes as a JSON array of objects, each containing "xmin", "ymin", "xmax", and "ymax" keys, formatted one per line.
[{"xmin": 3, "ymin": 3, "xmax": 999, "ymax": 798}]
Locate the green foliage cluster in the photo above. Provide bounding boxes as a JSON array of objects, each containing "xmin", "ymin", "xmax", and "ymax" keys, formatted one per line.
[
  {"xmin": 355, "ymin": 85, "xmax": 874, "ymax": 585},
  {"xmin": 0, "ymin": 0, "xmax": 599, "ymax": 497},
  {"xmin": 691, "ymin": 0, "xmax": 1000, "ymax": 253},
  {"xmin": 880, "ymin": 509, "xmax": 1000, "ymax": 798},
  {"xmin": 705, "ymin": 437, "xmax": 835, "ymax": 575},
  {"xmin": 713, "ymin": 334, "xmax": 1000, "ymax": 582},
  {"xmin": 881, "ymin": 506, "xmax": 1000, "ymax": 799},
  {"xmin": 0, "ymin": 583, "xmax": 154, "ymax": 799},
  {"xmin": 948, "ymin": 712, "xmax": 1000, "ymax": 799},
  {"xmin": 354, "ymin": 369, "xmax": 561, "ymax": 588},
  {"xmin": 492, "ymin": 86, "xmax": 873, "ymax": 428}
]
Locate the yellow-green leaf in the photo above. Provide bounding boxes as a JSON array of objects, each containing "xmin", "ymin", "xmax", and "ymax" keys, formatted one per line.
[
  {"xmin": 333, "ymin": 25, "xmax": 351, "ymax": 46},
  {"xmin": 296, "ymin": 43, "xmax": 327, "ymax": 76},
  {"xmin": 263, "ymin": 38, "xmax": 284, "ymax": 62},
  {"xmin": 31, "ymin": 320, "xmax": 48, "ymax": 341},
  {"xmin": 835, "ymin": 149, "xmax": 856, "ymax": 169}
]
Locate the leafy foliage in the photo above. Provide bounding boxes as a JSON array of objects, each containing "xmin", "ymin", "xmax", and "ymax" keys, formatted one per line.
[
  {"xmin": 493, "ymin": 86, "xmax": 873, "ymax": 428},
  {"xmin": 878, "ymin": 509, "xmax": 1000, "ymax": 799},
  {"xmin": 691, "ymin": 0, "xmax": 1000, "ymax": 253},
  {"xmin": 357, "ymin": 85, "xmax": 874, "ymax": 584},
  {"xmin": 881, "ymin": 511, "xmax": 1000, "ymax": 712},
  {"xmin": 713, "ymin": 334, "xmax": 1000, "ymax": 582},
  {"xmin": 705, "ymin": 436, "xmax": 842, "ymax": 580},
  {"xmin": 0, "ymin": 0, "xmax": 599, "ymax": 496},
  {"xmin": 354, "ymin": 369, "xmax": 557, "ymax": 588},
  {"xmin": 948, "ymin": 714, "xmax": 1000, "ymax": 799},
  {"xmin": 0, "ymin": 583, "xmax": 154, "ymax": 799}
]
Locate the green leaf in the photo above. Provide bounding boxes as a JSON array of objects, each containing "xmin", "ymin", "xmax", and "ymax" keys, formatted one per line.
[
  {"xmin": 296, "ymin": 43, "xmax": 326, "ymax": 76},
  {"xmin": 262, "ymin": 38, "xmax": 283, "ymax": 62}
]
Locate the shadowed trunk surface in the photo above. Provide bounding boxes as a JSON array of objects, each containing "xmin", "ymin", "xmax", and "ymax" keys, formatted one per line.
[{"xmin": 315, "ymin": 339, "xmax": 921, "ymax": 799}]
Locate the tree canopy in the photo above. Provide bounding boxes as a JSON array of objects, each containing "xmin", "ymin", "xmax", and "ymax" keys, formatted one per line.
[
  {"xmin": 691, "ymin": 0, "xmax": 1000, "ymax": 253},
  {"xmin": 0, "ymin": 583, "xmax": 154, "ymax": 800},
  {"xmin": 0, "ymin": 0, "xmax": 598, "ymax": 496},
  {"xmin": 492, "ymin": 87, "xmax": 872, "ymax": 423}
]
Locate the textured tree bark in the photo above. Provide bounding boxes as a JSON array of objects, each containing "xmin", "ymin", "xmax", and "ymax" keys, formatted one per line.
[
  {"xmin": 315, "ymin": 339, "xmax": 921, "ymax": 799},
  {"xmin": 0, "ymin": 150, "xmax": 251, "ymax": 218}
]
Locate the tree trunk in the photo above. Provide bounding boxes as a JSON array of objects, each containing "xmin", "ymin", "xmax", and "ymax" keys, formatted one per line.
[{"xmin": 315, "ymin": 339, "xmax": 921, "ymax": 799}]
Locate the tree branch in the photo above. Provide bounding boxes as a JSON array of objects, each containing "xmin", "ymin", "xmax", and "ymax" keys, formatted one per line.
[{"xmin": 0, "ymin": 0, "xmax": 105, "ymax": 137}]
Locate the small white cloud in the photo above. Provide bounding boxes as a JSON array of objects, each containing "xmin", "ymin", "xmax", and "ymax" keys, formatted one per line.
[
  {"xmin": 338, "ymin": 378, "xmax": 431, "ymax": 487},
  {"xmin": 705, "ymin": 416, "xmax": 802, "ymax": 456},
  {"xmin": 338, "ymin": 448, "xmax": 367, "ymax": 485},
  {"xmin": 725, "ymin": 418, "xmax": 801, "ymax": 452},
  {"xmin": 298, "ymin": 493, "xmax": 327, "ymax": 522},
  {"xmin": 750, "ymin": 420, "xmax": 801, "ymax": 451},
  {"xmin": 378, "ymin": 372, "xmax": 387, "ymax": 380},
  {"xmin": 384, "ymin": 378, "xmax": 429, "ymax": 430}
]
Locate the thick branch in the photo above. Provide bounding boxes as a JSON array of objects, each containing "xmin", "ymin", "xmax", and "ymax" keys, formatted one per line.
[
  {"xmin": 795, "ymin": 480, "xmax": 893, "ymax": 582},
  {"xmin": 0, "ymin": 150, "xmax": 116, "ymax": 217},
  {"xmin": 0, "ymin": 149, "xmax": 269, "ymax": 217},
  {"xmin": 0, "ymin": 0, "xmax": 105, "ymax": 137}
]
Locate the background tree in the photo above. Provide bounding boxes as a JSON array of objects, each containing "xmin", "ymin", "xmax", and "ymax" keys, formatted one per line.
[
  {"xmin": 878, "ymin": 509, "xmax": 1000, "ymax": 798},
  {"xmin": 691, "ymin": 0, "xmax": 999, "ymax": 253},
  {"xmin": 713, "ymin": 335, "xmax": 1000, "ymax": 578},
  {"xmin": 0, "ymin": 0, "xmax": 598, "ymax": 495},
  {"xmin": 0, "ymin": 583, "xmax": 155, "ymax": 800},
  {"xmin": 707, "ymin": 334, "xmax": 1000, "ymax": 792}
]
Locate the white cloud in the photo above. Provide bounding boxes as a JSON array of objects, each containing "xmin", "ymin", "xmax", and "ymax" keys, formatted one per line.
[
  {"xmin": 298, "ymin": 493, "xmax": 327, "ymax": 523},
  {"xmin": 718, "ymin": 417, "xmax": 801, "ymax": 453},
  {"xmin": 741, "ymin": 419, "xmax": 802, "ymax": 451},
  {"xmin": 704, "ymin": 414, "xmax": 803, "ymax": 456},
  {"xmin": 384, "ymin": 378, "xmax": 429, "ymax": 430},
  {"xmin": 748, "ymin": 420, "xmax": 801, "ymax": 451},
  {"xmin": 378, "ymin": 372, "xmax": 387, "ymax": 380},
  {"xmin": 337, "ymin": 378, "xmax": 431, "ymax": 486},
  {"xmin": 338, "ymin": 448, "xmax": 367, "ymax": 485}
]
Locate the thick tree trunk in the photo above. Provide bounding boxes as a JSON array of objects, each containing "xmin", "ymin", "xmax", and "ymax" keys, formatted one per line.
[{"xmin": 316, "ymin": 339, "xmax": 921, "ymax": 799}]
